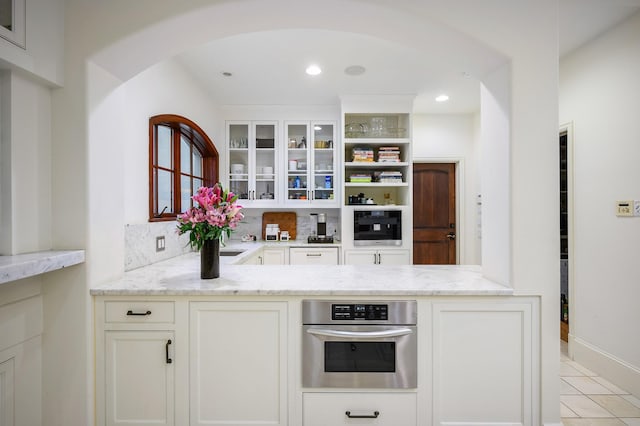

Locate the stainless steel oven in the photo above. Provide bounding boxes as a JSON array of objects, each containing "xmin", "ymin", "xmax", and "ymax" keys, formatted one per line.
[{"xmin": 302, "ymin": 300, "xmax": 417, "ymax": 388}]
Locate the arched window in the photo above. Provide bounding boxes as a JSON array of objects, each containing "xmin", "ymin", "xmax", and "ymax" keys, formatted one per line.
[{"xmin": 149, "ymin": 114, "xmax": 219, "ymax": 221}]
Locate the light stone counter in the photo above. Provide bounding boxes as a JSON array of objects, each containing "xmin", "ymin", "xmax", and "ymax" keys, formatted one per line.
[
  {"xmin": 90, "ymin": 250, "xmax": 512, "ymax": 297},
  {"xmin": 0, "ymin": 250, "xmax": 85, "ymax": 285}
]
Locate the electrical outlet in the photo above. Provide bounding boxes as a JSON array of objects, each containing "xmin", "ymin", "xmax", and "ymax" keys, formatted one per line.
[
  {"xmin": 156, "ymin": 236, "xmax": 166, "ymax": 252},
  {"xmin": 634, "ymin": 200, "xmax": 640, "ymax": 217},
  {"xmin": 616, "ymin": 201, "xmax": 633, "ymax": 217}
]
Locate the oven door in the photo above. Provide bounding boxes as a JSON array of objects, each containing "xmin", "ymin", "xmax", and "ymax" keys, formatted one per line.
[{"xmin": 302, "ymin": 325, "xmax": 417, "ymax": 388}]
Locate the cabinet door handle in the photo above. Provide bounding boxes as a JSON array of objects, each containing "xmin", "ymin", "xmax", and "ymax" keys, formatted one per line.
[
  {"xmin": 345, "ymin": 411, "xmax": 380, "ymax": 419},
  {"xmin": 126, "ymin": 310, "xmax": 151, "ymax": 316},
  {"xmin": 373, "ymin": 253, "xmax": 378, "ymax": 264},
  {"xmin": 166, "ymin": 339, "xmax": 173, "ymax": 364}
]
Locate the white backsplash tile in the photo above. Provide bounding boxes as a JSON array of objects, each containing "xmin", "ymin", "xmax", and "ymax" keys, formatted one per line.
[
  {"xmin": 124, "ymin": 209, "xmax": 341, "ymax": 270},
  {"xmin": 125, "ymin": 221, "xmax": 193, "ymax": 271},
  {"xmin": 236, "ymin": 209, "xmax": 340, "ymax": 241}
]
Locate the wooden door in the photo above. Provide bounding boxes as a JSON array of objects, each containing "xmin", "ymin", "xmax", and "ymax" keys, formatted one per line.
[{"xmin": 413, "ymin": 163, "xmax": 456, "ymax": 264}]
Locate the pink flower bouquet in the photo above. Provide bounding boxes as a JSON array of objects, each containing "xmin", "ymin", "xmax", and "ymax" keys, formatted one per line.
[{"xmin": 177, "ymin": 184, "xmax": 244, "ymax": 250}]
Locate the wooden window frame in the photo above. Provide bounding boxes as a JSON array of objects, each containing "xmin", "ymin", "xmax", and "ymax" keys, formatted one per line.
[{"xmin": 149, "ymin": 114, "xmax": 219, "ymax": 222}]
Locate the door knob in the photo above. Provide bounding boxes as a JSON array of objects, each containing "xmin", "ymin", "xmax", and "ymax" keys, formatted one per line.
[{"xmin": 446, "ymin": 233, "xmax": 456, "ymax": 240}]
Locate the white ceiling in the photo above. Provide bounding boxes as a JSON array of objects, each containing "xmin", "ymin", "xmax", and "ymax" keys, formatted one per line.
[{"xmin": 174, "ymin": 1, "xmax": 640, "ymax": 114}]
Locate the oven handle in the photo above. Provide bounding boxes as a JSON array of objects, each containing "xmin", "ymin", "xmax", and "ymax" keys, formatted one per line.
[{"xmin": 306, "ymin": 328, "xmax": 413, "ymax": 339}]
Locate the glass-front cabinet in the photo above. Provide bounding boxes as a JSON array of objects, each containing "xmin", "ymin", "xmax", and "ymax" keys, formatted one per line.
[
  {"xmin": 227, "ymin": 121, "xmax": 278, "ymax": 207},
  {"xmin": 284, "ymin": 121, "xmax": 337, "ymax": 207}
]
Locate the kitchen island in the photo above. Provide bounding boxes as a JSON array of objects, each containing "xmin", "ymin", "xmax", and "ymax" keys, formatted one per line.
[
  {"xmin": 92, "ymin": 250, "xmax": 538, "ymax": 426},
  {"xmin": 91, "ymin": 250, "xmax": 511, "ymax": 296}
]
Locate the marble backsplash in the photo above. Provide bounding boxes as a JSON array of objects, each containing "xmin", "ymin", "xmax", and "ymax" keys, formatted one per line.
[
  {"xmin": 125, "ymin": 221, "xmax": 193, "ymax": 271},
  {"xmin": 124, "ymin": 209, "xmax": 340, "ymax": 271}
]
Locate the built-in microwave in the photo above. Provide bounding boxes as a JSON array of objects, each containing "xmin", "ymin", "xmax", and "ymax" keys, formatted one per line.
[{"xmin": 353, "ymin": 210, "xmax": 402, "ymax": 246}]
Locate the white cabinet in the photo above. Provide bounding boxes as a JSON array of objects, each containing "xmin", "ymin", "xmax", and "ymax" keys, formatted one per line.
[
  {"xmin": 96, "ymin": 300, "xmax": 179, "ymax": 426},
  {"xmin": 227, "ymin": 121, "xmax": 279, "ymax": 206},
  {"xmin": 104, "ymin": 331, "xmax": 175, "ymax": 426},
  {"xmin": 0, "ymin": 289, "xmax": 42, "ymax": 426},
  {"xmin": 303, "ymin": 393, "xmax": 417, "ymax": 426},
  {"xmin": 263, "ymin": 247, "xmax": 288, "ymax": 264},
  {"xmin": 240, "ymin": 247, "xmax": 287, "ymax": 264},
  {"xmin": 431, "ymin": 300, "xmax": 538, "ymax": 426},
  {"xmin": 344, "ymin": 249, "xmax": 410, "ymax": 265},
  {"xmin": 343, "ymin": 113, "xmax": 411, "ymax": 207},
  {"xmin": 289, "ymin": 247, "xmax": 339, "ymax": 265},
  {"xmin": 190, "ymin": 302, "xmax": 287, "ymax": 426},
  {"xmin": 285, "ymin": 121, "xmax": 338, "ymax": 207}
]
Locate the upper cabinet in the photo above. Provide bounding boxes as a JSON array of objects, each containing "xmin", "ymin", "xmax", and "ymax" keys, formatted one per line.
[
  {"xmin": 226, "ymin": 117, "xmax": 340, "ymax": 208},
  {"xmin": 0, "ymin": 0, "xmax": 25, "ymax": 48},
  {"xmin": 227, "ymin": 121, "xmax": 279, "ymax": 207},
  {"xmin": 284, "ymin": 121, "xmax": 338, "ymax": 207},
  {"xmin": 343, "ymin": 113, "xmax": 411, "ymax": 207}
]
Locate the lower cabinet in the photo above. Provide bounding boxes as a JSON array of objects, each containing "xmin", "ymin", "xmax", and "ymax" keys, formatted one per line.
[
  {"xmin": 241, "ymin": 247, "xmax": 287, "ymax": 264},
  {"xmin": 95, "ymin": 297, "xmax": 538, "ymax": 426},
  {"xmin": 303, "ymin": 393, "xmax": 417, "ymax": 426},
  {"xmin": 104, "ymin": 331, "xmax": 175, "ymax": 426},
  {"xmin": 344, "ymin": 249, "xmax": 410, "ymax": 265},
  {"xmin": 190, "ymin": 301, "xmax": 288, "ymax": 426},
  {"xmin": 0, "ymin": 288, "xmax": 43, "ymax": 426},
  {"xmin": 289, "ymin": 247, "xmax": 338, "ymax": 265},
  {"xmin": 431, "ymin": 301, "xmax": 537, "ymax": 426},
  {"xmin": 263, "ymin": 247, "xmax": 288, "ymax": 264}
]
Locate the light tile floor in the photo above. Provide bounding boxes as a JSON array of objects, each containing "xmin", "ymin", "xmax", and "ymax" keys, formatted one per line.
[{"xmin": 561, "ymin": 340, "xmax": 640, "ymax": 425}]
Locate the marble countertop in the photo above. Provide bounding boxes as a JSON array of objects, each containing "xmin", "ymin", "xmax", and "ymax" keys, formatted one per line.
[
  {"xmin": 91, "ymin": 249, "xmax": 512, "ymax": 297},
  {"xmin": 0, "ymin": 250, "xmax": 86, "ymax": 285}
]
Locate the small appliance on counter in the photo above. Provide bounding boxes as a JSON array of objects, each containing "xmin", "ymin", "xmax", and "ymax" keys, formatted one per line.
[
  {"xmin": 265, "ymin": 224, "xmax": 280, "ymax": 241},
  {"xmin": 308, "ymin": 213, "xmax": 334, "ymax": 244}
]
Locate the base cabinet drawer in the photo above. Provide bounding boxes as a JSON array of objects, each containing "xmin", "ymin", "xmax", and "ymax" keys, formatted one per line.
[
  {"xmin": 104, "ymin": 301, "xmax": 175, "ymax": 324},
  {"xmin": 303, "ymin": 392, "xmax": 416, "ymax": 426},
  {"xmin": 289, "ymin": 247, "xmax": 339, "ymax": 265}
]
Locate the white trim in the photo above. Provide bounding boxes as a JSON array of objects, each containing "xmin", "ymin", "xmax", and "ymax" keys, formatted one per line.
[
  {"xmin": 413, "ymin": 157, "xmax": 465, "ymax": 263},
  {"xmin": 569, "ymin": 335, "xmax": 640, "ymax": 397},
  {"xmin": 0, "ymin": 0, "xmax": 26, "ymax": 49}
]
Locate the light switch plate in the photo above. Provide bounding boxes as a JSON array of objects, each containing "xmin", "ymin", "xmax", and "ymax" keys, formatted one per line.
[
  {"xmin": 616, "ymin": 200, "xmax": 633, "ymax": 217},
  {"xmin": 156, "ymin": 235, "xmax": 166, "ymax": 252},
  {"xmin": 634, "ymin": 200, "xmax": 640, "ymax": 217}
]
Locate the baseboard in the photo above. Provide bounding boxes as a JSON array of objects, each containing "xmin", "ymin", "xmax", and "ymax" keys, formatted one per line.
[{"xmin": 569, "ymin": 334, "xmax": 640, "ymax": 397}]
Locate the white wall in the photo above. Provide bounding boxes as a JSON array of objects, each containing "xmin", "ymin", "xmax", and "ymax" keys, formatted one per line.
[
  {"xmin": 560, "ymin": 10, "xmax": 640, "ymax": 396},
  {"xmin": 412, "ymin": 113, "xmax": 481, "ymax": 264},
  {"xmin": 122, "ymin": 60, "xmax": 224, "ymax": 223},
  {"xmin": 0, "ymin": 71, "xmax": 53, "ymax": 255},
  {"xmin": 46, "ymin": 1, "xmax": 560, "ymax": 424},
  {"xmin": 479, "ymin": 64, "xmax": 512, "ymax": 286}
]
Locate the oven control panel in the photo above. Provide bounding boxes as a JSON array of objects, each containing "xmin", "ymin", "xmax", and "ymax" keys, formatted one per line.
[{"xmin": 332, "ymin": 303, "xmax": 388, "ymax": 320}]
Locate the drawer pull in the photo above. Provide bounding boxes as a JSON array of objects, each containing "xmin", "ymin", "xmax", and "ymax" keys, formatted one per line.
[
  {"xmin": 345, "ymin": 410, "xmax": 380, "ymax": 419},
  {"xmin": 166, "ymin": 339, "xmax": 173, "ymax": 364},
  {"xmin": 126, "ymin": 310, "xmax": 152, "ymax": 316},
  {"xmin": 306, "ymin": 253, "xmax": 322, "ymax": 257}
]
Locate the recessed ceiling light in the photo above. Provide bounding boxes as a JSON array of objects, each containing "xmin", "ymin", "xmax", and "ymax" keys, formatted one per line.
[
  {"xmin": 305, "ymin": 65, "xmax": 322, "ymax": 76},
  {"xmin": 435, "ymin": 94, "xmax": 449, "ymax": 102},
  {"xmin": 222, "ymin": 71, "xmax": 232, "ymax": 77},
  {"xmin": 344, "ymin": 65, "xmax": 366, "ymax": 76}
]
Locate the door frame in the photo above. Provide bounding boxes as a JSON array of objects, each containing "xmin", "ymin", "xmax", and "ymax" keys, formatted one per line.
[
  {"xmin": 412, "ymin": 157, "xmax": 465, "ymax": 264},
  {"xmin": 559, "ymin": 122, "xmax": 575, "ymax": 356}
]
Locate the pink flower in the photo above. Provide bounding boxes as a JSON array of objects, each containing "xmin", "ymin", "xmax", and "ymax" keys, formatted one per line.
[{"xmin": 176, "ymin": 183, "xmax": 244, "ymax": 250}]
